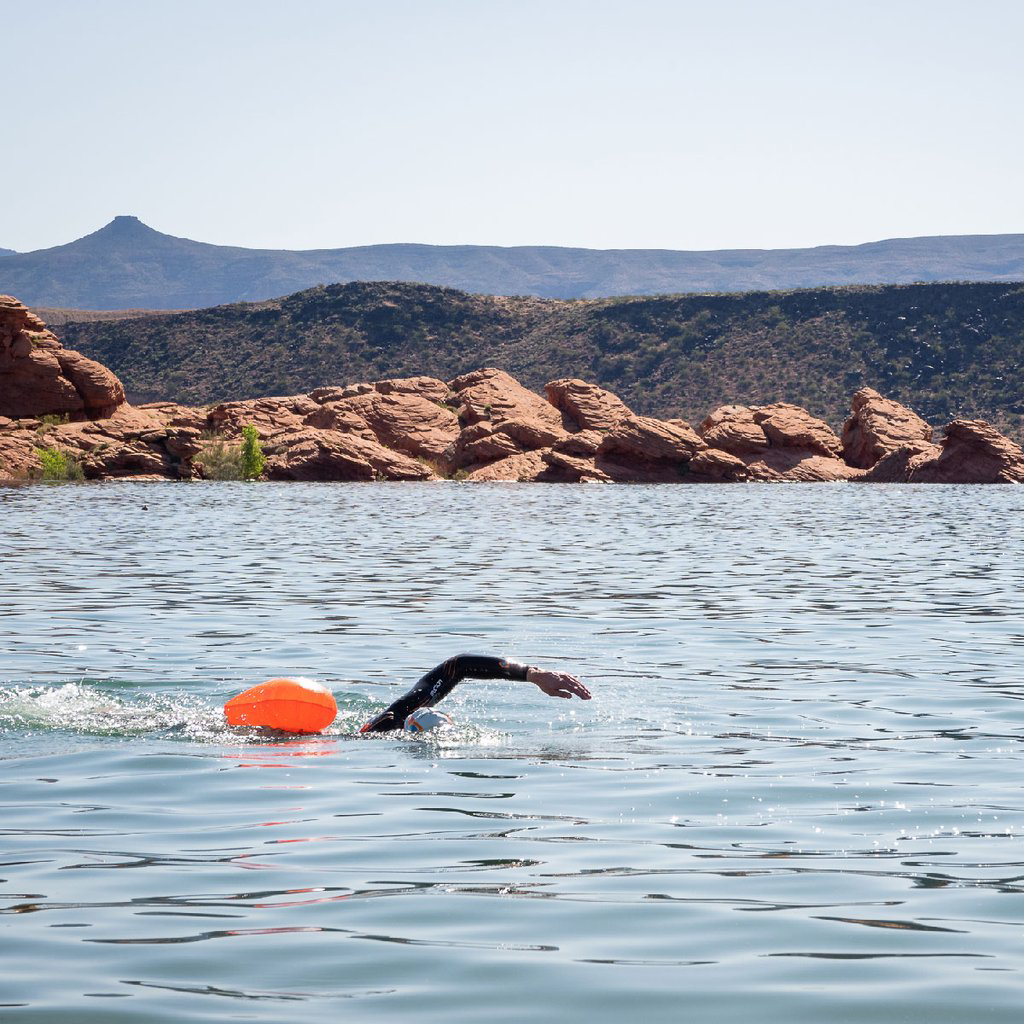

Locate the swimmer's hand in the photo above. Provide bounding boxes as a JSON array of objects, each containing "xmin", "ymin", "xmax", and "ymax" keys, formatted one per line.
[{"xmin": 527, "ymin": 667, "xmax": 592, "ymax": 700}]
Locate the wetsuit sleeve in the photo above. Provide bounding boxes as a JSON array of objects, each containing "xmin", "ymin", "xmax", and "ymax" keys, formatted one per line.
[{"xmin": 359, "ymin": 654, "xmax": 531, "ymax": 733}]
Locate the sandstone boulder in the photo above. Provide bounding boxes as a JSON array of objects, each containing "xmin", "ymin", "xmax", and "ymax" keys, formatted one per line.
[
  {"xmin": 264, "ymin": 428, "xmax": 435, "ymax": 482},
  {"xmin": 841, "ymin": 388, "xmax": 933, "ymax": 469},
  {"xmin": 0, "ymin": 296, "xmax": 125, "ymax": 420},
  {"xmin": 863, "ymin": 420, "xmax": 1024, "ymax": 483},
  {"xmin": 302, "ymin": 402, "xmax": 378, "ymax": 438},
  {"xmin": 309, "ymin": 384, "xmax": 364, "ymax": 403},
  {"xmin": 465, "ymin": 450, "xmax": 552, "ymax": 482},
  {"xmin": 598, "ymin": 414, "xmax": 705, "ymax": 463},
  {"xmin": 858, "ymin": 441, "xmax": 942, "ymax": 483},
  {"xmin": 443, "ymin": 369, "xmax": 570, "ymax": 472},
  {"xmin": 594, "ymin": 414, "xmax": 747, "ymax": 482},
  {"xmin": 688, "ymin": 448, "xmax": 751, "ymax": 482},
  {"xmin": 550, "ymin": 430, "xmax": 603, "ymax": 458},
  {"xmin": 541, "ymin": 449, "xmax": 614, "ymax": 482},
  {"xmin": 545, "ymin": 378, "xmax": 631, "ymax": 431},
  {"xmin": 137, "ymin": 402, "xmax": 210, "ymax": 431},
  {"xmin": 743, "ymin": 450, "xmax": 865, "ymax": 482},
  {"xmin": 28, "ymin": 404, "xmax": 203, "ymax": 479},
  {"xmin": 698, "ymin": 401, "xmax": 856, "ymax": 481},
  {"xmin": 698, "ymin": 405, "xmax": 769, "ymax": 455},
  {"xmin": 752, "ymin": 403, "xmax": 843, "ymax": 458},
  {"xmin": 448, "ymin": 368, "xmax": 564, "ymax": 432},
  {"xmin": 372, "ymin": 375, "xmax": 450, "ymax": 403},
  {"xmin": 83, "ymin": 440, "xmax": 174, "ymax": 478},
  {"xmin": 342, "ymin": 389, "xmax": 460, "ymax": 461},
  {"xmin": 457, "ymin": 429, "xmax": 524, "ymax": 466},
  {"xmin": 0, "ymin": 423, "xmax": 41, "ymax": 479},
  {"xmin": 208, "ymin": 395, "xmax": 320, "ymax": 437}
]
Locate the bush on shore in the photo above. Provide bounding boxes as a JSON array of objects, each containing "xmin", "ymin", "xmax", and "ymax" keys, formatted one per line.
[
  {"xmin": 35, "ymin": 446, "xmax": 85, "ymax": 482},
  {"xmin": 197, "ymin": 424, "xmax": 265, "ymax": 481}
]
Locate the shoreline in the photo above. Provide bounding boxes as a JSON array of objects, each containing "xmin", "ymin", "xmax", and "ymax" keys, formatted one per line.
[{"xmin": 3, "ymin": 295, "xmax": 1023, "ymax": 485}]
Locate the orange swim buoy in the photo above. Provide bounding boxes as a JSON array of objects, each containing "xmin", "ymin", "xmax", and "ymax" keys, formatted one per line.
[{"xmin": 224, "ymin": 678, "xmax": 337, "ymax": 734}]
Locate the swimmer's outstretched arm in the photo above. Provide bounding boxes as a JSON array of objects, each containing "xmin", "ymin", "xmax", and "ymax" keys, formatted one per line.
[{"xmin": 359, "ymin": 654, "xmax": 591, "ymax": 733}]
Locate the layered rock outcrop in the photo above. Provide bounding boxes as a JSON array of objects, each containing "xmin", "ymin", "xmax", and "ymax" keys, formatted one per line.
[
  {"xmin": 862, "ymin": 420, "xmax": 1024, "ymax": 484},
  {"xmin": 2, "ymin": 301, "xmax": 1022, "ymax": 485},
  {"xmin": 698, "ymin": 403, "xmax": 861, "ymax": 481},
  {"xmin": 0, "ymin": 295, "xmax": 124, "ymax": 420},
  {"xmin": 842, "ymin": 387, "xmax": 933, "ymax": 468}
]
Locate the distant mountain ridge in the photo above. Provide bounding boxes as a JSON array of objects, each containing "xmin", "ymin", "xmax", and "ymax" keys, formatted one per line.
[
  {"xmin": 52, "ymin": 278, "xmax": 1024, "ymax": 442},
  {"xmin": 3, "ymin": 216, "xmax": 1024, "ymax": 309}
]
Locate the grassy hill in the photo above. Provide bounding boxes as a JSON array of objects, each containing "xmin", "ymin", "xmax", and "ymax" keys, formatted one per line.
[
  {"xmin": 53, "ymin": 279, "xmax": 1024, "ymax": 439},
  {"xmin": 4, "ymin": 216, "xmax": 1024, "ymax": 309}
]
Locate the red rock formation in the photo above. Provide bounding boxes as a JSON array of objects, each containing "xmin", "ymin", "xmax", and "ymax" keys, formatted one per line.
[
  {"xmin": 842, "ymin": 387, "xmax": 933, "ymax": 468},
  {"xmin": 9, "ymin": 404, "xmax": 196, "ymax": 480},
  {"xmin": 373, "ymin": 375, "xmax": 451, "ymax": 403},
  {"xmin": 449, "ymin": 368, "xmax": 564, "ymax": 432},
  {"xmin": 863, "ymin": 420, "xmax": 1024, "ymax": 483},
  {"xmin": 342, "ymin": 389, "xmax": 459, "ymax": 462},
  {"xmin": 2, "ymin": 298, "xmax": 1020, "ymax": 486},
  {"xmin": 136, "ymin": 401, "xmax": 209, "ymax": 431},
  {"xmin": 264, "ymin": 429, "xmax": 434, "ymax": 482},
  {"xmin": 540, "ymin": 449, "xmax": 612, "ymax": 483},
  {"xmin": 595, "ymin": 415, "xmax": 747, "ymax": 482},
  {"xmin": 699, "ymin": 401, "xmax": 858, "ymax": 481},
  {"xmin": 744, "ymin": 450, "xmax": 863, "ymax": 482},
  {"xmin": 0, "ymin": 419, "xmax": 40, "ymax": 478},
  {"xmin": 0, "ymin": 295, "xmax": 124, "ymax": 419},
  {"xmin": 752, "ymin": 403, "xmax": 843, "ymax": 458},
  {"xmin": 445, "ymin": 368, "xmax": 568, "ymax": 473},
  {"xmin": 208, "ymin": 395, "xmax": 321, "ymax": 436},
  {"xmin": 696, "ymin": 405, "xmax": 769, "ymax": 455},
  {"xmin": 540, "ymin": 431, "xmax": 613, "ymax": 482},
  {"xmin": 466, "ymin": 450, "xmax": 551, "ymax": 482},
  {"xmin": 687, "ymin": 448, "xmax": 751, "ymax": 482},
  {"xmin": 858, "ymin": 440, "xmax": 941, "ymax": 483},
  {"xmin": 598, "ymin": 414, "xmax": 702, "ymax": 462},
  {"xmin": 545, "ymin": 378, "xmax": 631, "ymax": 431}
]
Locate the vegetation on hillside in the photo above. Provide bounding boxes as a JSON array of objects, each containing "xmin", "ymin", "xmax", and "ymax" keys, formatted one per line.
[{"xmin": 54, "ymin": 280, "xmax": 1024, "ymax": 439}]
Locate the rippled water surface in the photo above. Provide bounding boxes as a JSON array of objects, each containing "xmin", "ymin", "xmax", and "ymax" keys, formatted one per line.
[{"xmin": 1, "ymin": 482, "xmax": 1022, "ymax": 1022}]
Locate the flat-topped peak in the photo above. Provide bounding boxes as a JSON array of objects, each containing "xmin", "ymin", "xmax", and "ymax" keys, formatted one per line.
[
  {"xmin": 101, "ymin": 215, "xmax": 156, "ymax": 234},
  {"xmin": 68, "ymin": 216, "xmax": 177, "ymax": 256}
]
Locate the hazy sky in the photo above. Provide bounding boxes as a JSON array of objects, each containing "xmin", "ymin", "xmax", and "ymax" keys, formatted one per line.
[{"xmin": 5, "ymin": 0, "xmax": 1023, "ymax": 253}]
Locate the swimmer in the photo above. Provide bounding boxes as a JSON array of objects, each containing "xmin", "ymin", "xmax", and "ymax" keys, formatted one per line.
[{"xmin": 359, "ymin": 653, "xmax": 592, "ymax": 733}]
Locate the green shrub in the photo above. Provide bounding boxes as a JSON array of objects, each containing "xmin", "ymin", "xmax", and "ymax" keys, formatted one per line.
[
  {"xmin": 35, "ymin": 446, "xmax": 84, "ymax": 482},
  {"xmin": 39, "ymin": 413, "xmax": 70, "ymax": 428},
  {"xmin": 198, "ymin": 439, "xmax": 243, "ymax": 480},
  {"xmin": 35, "ymin": 413, "xmax": 71, "ymax": 436},
  {"xmin": 240, "ymin": 425, "xmax": 266, "ymax": 480}
]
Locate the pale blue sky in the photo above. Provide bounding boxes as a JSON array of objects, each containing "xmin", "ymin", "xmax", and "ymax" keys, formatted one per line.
[{"xmin": 5, "ymin": 0, "xmax": 1023, "ymax": 252}]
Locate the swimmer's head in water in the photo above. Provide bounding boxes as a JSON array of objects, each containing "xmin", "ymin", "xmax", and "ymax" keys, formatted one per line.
[{"xmin": 403, "ymin": 708, "xmax": 453, "ymax": 733}]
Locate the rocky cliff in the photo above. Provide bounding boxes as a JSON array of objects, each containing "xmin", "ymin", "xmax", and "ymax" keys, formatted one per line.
[
  {"xmin": 2, "ymin": 298, "xmax": 1022, "ymax": 485},
  {"xmin": 0, "ymin": 295, "xmax": 124, "ymax": 420}
]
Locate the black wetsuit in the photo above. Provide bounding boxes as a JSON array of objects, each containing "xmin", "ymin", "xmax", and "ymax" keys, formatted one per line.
[{"xmin": 359, "ymin": 654, "xmax": 531, "ymax": 733}]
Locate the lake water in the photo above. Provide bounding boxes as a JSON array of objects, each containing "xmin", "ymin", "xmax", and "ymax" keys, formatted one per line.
[{"xmin": 1, "ymin": 482, "xmax": 1022, "ymax": 1022}]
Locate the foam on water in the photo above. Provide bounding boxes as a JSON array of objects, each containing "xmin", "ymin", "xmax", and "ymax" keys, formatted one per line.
[
  {"xmin": 0, "ymin": 680, "xmax": 505, "ymax": 748},
  {"xmin": 0, "ymin": 681, "xmax": 224, "ymax": 738}
]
